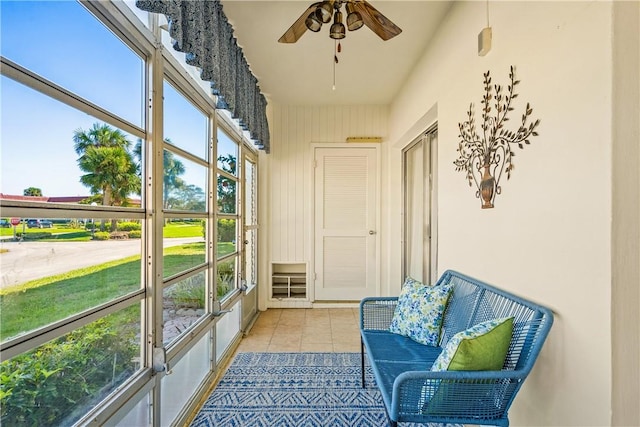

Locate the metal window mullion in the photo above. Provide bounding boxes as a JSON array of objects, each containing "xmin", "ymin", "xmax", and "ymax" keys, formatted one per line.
[
  {"xmin": 0, "ymin": 203, "xmax": 145, "ymax": 219},
  {"xmin": 163, "ymin": 141, "xmax": 208, "ymax": 168},
  {"xmin": 208, "ymin": 103, "xmax": 218, "ymax": 375},
  {"xmin": 162, "ymin": 210, "xmax": 208, "ymax": 218},
  {"xmin": 148, "ymin": 21, "xmax": 165, "ymax": 427},
  {"xmin": 140, "ymin": 10, "xmax": 153, "ymax": 378},
  {"xmin": 216, "ymin": 213, "xmax": 238, "ymax": 220},
  {"xmin": 0, "ymin": 57, "xmax": 144, "ymax": 139},
  {"xmin": 217, "ymin": 167, "xmax": 239, "ymax": 183}
]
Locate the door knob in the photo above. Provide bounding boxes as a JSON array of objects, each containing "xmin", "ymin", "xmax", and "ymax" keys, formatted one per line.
[{"xmin": 369, "ymin": 230, "xmax": 376, "ymax": 235}]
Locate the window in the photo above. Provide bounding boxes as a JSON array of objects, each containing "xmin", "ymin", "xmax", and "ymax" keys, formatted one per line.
[
  {"xmin": 1, "ymin": 3, "xmax": 147, "ymax": 424},
  {"xmin": 164, "ymin": 81, "xmax": 209, "ymax": 161},
  {"xmin": 0, "ymin": 305, "xmax": 141, "ymax": 427},
  {"xmin": 0, "ymin": 1, "xmax": 259, "ymax": 425},
  {"xmin": 162, "ymin": 150, "xmax": 207, "ymax": 212},
  {"xmin": 0, "ymin": 76, "xmax": 142, "ymax": 206},
  {"xmin": 161, "ymin": 76, "xmax": 211, "ymax": 348},
  {"xmin": 216, "ymin": 128, "xmax": 240, "ymax": 301},
  {"xmin": 0, "ymin": 1, "xmax": 144, "ymax": 127}
]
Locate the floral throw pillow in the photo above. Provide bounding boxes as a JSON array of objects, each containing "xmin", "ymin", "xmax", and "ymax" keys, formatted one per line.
[{"xmin": 388, "ymin": 277, "xmax": 452, "ymax": 346}]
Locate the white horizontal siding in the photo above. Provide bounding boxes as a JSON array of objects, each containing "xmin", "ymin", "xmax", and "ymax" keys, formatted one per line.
[{"xmin": 268, "ymin": 104, "xmax": 388, "ymax": 263}]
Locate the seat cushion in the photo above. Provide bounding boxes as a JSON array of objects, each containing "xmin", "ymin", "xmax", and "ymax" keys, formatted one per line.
[
  {"xmin": 388, "ymin": 277, "xmax": 452, "ymax": 346},
  {"xmin": 361, "ymin": 330, "xmax": 442, "ymax": 411}
]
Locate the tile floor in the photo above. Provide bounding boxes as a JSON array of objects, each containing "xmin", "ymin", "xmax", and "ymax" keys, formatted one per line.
[{"xmin": 236, "ymin": 308, "xmax": 362, "ymax": 353}]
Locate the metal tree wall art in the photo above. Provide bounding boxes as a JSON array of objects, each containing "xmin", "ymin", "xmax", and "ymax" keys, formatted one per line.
[{"xmin": 454, "ymin": 66, "xmax": 540, "ymax": 208}]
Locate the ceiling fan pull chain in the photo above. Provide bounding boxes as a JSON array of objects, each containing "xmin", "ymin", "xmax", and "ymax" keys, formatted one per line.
[
  {"xmin": 338, "ymin": 41, "xmax": 342, "ymax": 53},
  {"xmin": 332, "ymin": 40, "xmax": 338, "ymax": 90}
]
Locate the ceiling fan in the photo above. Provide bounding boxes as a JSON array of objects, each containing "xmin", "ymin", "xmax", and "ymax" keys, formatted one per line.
[{"xmin": 278, "ymin": 0, "xmax": 402, "ymax": 43}]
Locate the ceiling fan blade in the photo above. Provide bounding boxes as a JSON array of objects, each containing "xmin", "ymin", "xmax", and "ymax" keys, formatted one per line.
[
  {"xmin": 278, "ymin": 2, "xmax": 322, "ymax": 43},
  {"xmin": 353, "ymin": 0, "xmax": 402, "ymax": 41}
]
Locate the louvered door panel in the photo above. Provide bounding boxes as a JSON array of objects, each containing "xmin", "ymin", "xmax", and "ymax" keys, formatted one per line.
[{"xmin": 314, "ymin": 147, "xmax": 378, "ymax": 300}]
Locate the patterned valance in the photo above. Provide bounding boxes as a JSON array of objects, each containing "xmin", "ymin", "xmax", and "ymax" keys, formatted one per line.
[{"xmin": 136, "ymin": 0, "xmax": 270, "ymax": 152}]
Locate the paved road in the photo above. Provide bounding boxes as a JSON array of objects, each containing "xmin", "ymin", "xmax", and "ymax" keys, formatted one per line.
[{"xmin": 0, "ymin": 237, "xmax": 203, "ymax": 290}]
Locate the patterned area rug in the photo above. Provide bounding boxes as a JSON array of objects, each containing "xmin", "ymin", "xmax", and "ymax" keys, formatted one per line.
[{"xmin": 190, "ymin": 352, "xmax": 452, "ymax": 427}]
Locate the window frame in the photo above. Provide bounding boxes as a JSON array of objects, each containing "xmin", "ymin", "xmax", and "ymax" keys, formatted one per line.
[{"xmin": 0, "ymin": 1, "xmax": 261, "ymax": 425}]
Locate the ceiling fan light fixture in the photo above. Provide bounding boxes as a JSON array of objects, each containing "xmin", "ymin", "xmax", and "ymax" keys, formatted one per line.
[
  {"xmin": 278, "ymin": 0, "xmax": 402, "ymax": 44},
  {"xmin": 329, "ymin": 10, "xmax": 346, "ymax": 39},
  {"xmin": 305, "ymin": 12, "xmax": 322, "ymax": 32},
  {"xmin": 315, "ymin": 1, "xmax": 333, "ymax": 24},
  {"xmin": 345, "ymin": 3, "xmax": 364, "ymax": 31}
]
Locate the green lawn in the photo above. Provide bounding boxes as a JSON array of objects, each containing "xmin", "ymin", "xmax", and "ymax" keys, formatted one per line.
[
  {"xmin": 0, "ymin": 225, "xmax": 86, "ymax": 238},
  {"xmin": 163, "ymin": 221, "xmax": 203, "ymax": 238},
  {"xmin": 0, "ymin": 255, "xmax": 141, "ymax": 340},
  {"xmin": 0, "ymin": 219, "xmax": 235, "ymax": 340},
  {"xmin": 0, "ymin": 242, "xmax": 229, "ymax": 341},
  {"xmin": 0, "ymin": 221, "xmax": 203, "ymax": 240}
]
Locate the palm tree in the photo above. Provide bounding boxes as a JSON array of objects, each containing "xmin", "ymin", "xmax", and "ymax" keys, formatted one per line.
[
  {"xmin": 74, "ymin": 123, "xmax": 140, "ymax": 230},
  {"xmin": 78, "ymin": 147, "xmax": 128, "ymax": 206},
  {"xmin": 163, "ymin": 151, "xmax": 186, "ymax": 210},
  {"xmin": 133, "ymin": 139, "xmax": 189, "ymax": 211},
  {"xmin": 217, "ymin": 154, "xmax": 237, "ymax": 214},
  {"xmin": 73, "ymin": 123, "xmax": 130, "ymax": 154}
]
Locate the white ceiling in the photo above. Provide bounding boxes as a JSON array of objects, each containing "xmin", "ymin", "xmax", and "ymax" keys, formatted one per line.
[{"xmin": 222, "ymin": 1, "xmax": 453, "ymax": 105}]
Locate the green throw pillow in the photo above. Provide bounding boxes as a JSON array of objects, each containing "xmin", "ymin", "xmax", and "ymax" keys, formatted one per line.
[
  {"xmin": 388, "ymin": 277, "xmax": 452, "ymax": 346},
  {"xmin": 431, "ymin": 317, "xmax": 514, "ymax": 371}
]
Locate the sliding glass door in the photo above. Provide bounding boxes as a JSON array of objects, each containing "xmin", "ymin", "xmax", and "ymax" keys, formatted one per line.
[{"xmin": 403, "ymin": 127, "xmax": 437, "ymax": 284}]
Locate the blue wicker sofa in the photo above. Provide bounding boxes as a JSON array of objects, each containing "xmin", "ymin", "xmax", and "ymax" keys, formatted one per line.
[{"xmin": 359, "ymin": 270, "xmax": 553, "ymax": 427}]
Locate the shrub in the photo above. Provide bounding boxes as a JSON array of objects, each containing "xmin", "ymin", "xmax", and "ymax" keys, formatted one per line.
[
  {"xmin": 93, "ymin": 231, "xmax": 110, "ymax": 240},
  {"xmin": 166, "ymin": 275, "xmax": 205, "ymax": 308},
  {"xmin": 217, "ymin": 219, "xmax": 235, "ymax": 242},
  {"xmin": 66, "ymin": 219, "xmax": 84, "ymax": 229},
  {"xmin": 117, "ymin": 221, "xmax": 141, "ymax": 232},
  {"xmin": 0, "ymin": 318, "xmax": 138, "ymax": 426},
  {"xmin": 216, "ymin": 261, "xmax": 235, "ymax": 298},
  {"xmin": 128, "ymin": 230, "xmax": 141, "ymax": 239}
]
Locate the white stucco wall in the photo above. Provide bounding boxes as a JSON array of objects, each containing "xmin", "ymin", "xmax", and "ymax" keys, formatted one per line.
[{"xmin": 387, "ymin": 2, "xmax": 614, "ymax": 425}]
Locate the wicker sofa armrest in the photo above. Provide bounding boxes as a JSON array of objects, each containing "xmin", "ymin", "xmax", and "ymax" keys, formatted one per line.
[
  {"xmin": 390, "ymin": 369, "xmax": 527, "ymax": 426},
  {"xmin": 359, "ymin": 297, "xmax": 398, "ymax": 330}
]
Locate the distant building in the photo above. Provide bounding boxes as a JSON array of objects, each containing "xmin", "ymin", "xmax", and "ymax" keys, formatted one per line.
[{"xmin": 0, "ymin": 194, "xmax": 141, "ymax": 207}]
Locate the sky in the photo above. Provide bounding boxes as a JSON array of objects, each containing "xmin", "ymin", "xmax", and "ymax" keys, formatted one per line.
[{"xmin": 0, "ymin": 0, "xmax": 226, "ymax": 198}]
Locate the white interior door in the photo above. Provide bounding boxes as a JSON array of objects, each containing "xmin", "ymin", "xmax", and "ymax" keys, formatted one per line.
[{"xmin": 314, "ymin": 147, "xmax": 378, "ymax": 301}]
